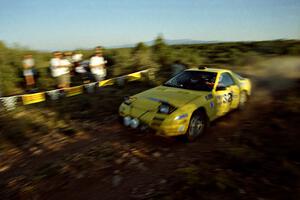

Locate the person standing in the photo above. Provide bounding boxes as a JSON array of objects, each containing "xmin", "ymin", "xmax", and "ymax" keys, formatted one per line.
[
  {"xmin": 50, "ymin": 51, "xmax": 70, "ymax": 88},
  {"xmin": 50, "ymin": 51, "xmax": 61, "ymax": 88},
  {"xmin": 22, "ymin": 54, "xmax": 36, "ymax": 90},
  {"xmin": 59, "ymin": 52, "xmax": 72, "ymax": 88},
  {"xmin": 72, "ymin": 51, "xmax": 86, "ymax": 82},
  {"xmin": 64, "ymin": 51, "xmax": 74, "ymax": 75},
  {"xmin": 89, "ymin": 47, "xmax": 107, "ymax": 82},
  {"xmin": 72, "ymin": 51, "xmax": 83, "ymax": 70}
]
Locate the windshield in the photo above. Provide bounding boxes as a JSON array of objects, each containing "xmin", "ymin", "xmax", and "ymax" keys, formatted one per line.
[{"xmin": 163, "ymin": 71, "xmax": 217, "ymax": 91}]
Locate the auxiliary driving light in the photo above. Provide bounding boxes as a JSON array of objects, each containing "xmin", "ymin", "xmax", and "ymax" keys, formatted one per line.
[
  {"xmin": 123, "ymin": 116, "xmax": 132, "ymax": 126},
  {"xmin": 130, "ymin": 118, "xmax": 140, "ymax": 129}
]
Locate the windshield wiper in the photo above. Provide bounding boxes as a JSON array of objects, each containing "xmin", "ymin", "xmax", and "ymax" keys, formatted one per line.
[{"xmin": 163, "ymin": 83, "xmax": 175, "ymax": 87}]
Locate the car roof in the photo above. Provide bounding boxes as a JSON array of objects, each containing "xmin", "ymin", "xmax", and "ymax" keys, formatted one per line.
[{"xmin": 186, "ymin": 67, "xmax": 231, "ymax": 73}]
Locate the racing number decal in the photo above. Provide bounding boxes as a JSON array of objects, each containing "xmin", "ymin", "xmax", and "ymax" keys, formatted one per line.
[{"xmin": 222, "ymin": 92, "xmax": 233, "ymax": 103}]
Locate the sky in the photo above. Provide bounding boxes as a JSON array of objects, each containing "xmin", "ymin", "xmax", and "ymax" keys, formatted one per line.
[{"xmin": 0, "ymin": 0, "xmax": 299, "ymax": 50}]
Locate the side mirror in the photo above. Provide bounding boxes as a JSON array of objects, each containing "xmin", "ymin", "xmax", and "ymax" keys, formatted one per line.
[{"xmin": 216, "ymin": 85, "xmax": 227, "ymax": 91}]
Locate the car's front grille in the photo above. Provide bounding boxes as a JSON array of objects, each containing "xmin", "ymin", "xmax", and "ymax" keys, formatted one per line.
[{"xmin": 151, "ymin": 116, "xmax": 166, "ymax": 127}]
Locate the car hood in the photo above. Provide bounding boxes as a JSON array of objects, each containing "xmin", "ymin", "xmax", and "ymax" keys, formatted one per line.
[{"xmin": 133, "ymin": 86, "xmax": 209, "ymax": 108}]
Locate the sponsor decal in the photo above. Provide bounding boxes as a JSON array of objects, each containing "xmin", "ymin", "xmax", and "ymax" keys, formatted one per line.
[
  {"xmin": 148, "ymin": 97, "xmax": 169, "ymax": 104},
  {"xmin": 216, "ymin": 95, "xmax": 222, "ymax": 104},
  {"xmin": 127, "ymin": 72, "xmax": 142, "ymax": 82},
  {"xmin": 22, "ymin": 92, "xmax": 46, "ymax": 105},
  {"xmin": 65, "ymin": 86, "xmax": 83, "ymax": 97},
  {"xmin": 99, "ymin": 79, "xmax": 114, "ymax": 87},
  {"xmin": 205, "ymin": 93, "xmax": 213, "ymax": 100},
  {"xmin": 1, "ymin": 96, "xmax": 18, "ymax": 110}
]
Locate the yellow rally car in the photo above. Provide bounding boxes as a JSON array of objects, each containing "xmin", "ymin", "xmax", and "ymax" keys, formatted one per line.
[{"xmin": 119, "ymin": 67, "xmax": 251, "ymax": 141}]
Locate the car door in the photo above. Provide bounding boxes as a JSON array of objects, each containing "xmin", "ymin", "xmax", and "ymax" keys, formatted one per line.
[
  {"xmin": 226, "ymin": 72, "xmax": 240, "ymax": 109},
  {"xmin": 214, "ymin": 72, "xmax": 237, "ymax": 116}
]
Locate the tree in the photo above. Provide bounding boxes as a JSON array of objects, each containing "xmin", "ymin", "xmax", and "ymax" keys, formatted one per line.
[
  {"xmin": 152, "ymin": 35, "xmax": 167, "ymax": 53},
  {"xmin": 111, "ymin": 49, "xmax": 133, "ymax": 76},
  {"xmin": 132, "ymin": 42, "xmax": 155, "ymax": 70},
  {"xmin": 151, "ymin": 35, "xmax": 174, "ymax": 71},
  {"xmin": 133, "ymin": 42, "xmax": 148, "ymax": 53}
]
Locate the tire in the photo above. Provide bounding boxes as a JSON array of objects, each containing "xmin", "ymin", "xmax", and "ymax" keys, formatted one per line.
[
  {"xmin": 238, "ymin": 91, "xmax": 248, "ymax": 110},
  {"xmin": 186, "ymin": 110, "xmax": 207, "ymax": 142}
]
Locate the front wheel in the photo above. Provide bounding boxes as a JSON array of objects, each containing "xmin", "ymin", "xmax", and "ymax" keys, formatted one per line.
[{"xmin": 186, "ymin": 111, "xmax": 207, "ymax": 141}]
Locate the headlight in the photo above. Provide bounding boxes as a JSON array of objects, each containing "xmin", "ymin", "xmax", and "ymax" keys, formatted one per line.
[
  {"xmin": 159, "ymin": 104, "xmax": 170, "ymax": 114},
  {"xmin": 174, "ymin": 114, "xmax": 188, "ymax": 120},
  {"xmin": 158, "ymin": 103, "xmax": 176, "ymax": 114}
]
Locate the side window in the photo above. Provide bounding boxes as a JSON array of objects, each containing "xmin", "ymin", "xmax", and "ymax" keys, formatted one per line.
[{"xmin": 218, "ymin": 73, "xmax": 235, "ymax": 87}]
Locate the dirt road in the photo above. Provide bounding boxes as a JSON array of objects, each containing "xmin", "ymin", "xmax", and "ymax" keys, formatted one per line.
[{"xmin": 0, "ymin": 57, "xmax": 299, "ymax": 200}]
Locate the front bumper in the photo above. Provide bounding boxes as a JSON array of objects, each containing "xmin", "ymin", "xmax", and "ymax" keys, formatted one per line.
[{"xmin": 119, "ymin": 103, "xmax": 189, "ymax": 136}]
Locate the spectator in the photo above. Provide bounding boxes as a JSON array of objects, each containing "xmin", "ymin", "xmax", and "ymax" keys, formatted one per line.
[
  {"xmin": 72, "ymin": 51, "xmax": 89, "ymax": 83},
  {"xmin": 72, "ymin": 51, "xmax": 83, "ymax": 69},
  {"xmin": 22, "ymin": 54, "xmax": 36, "ymax": 90},
  {"xmin": 95, "ymin": 46, "xmax": 102, "ymax": 53},
  {"xmin": 50, "ymin": 51, "xmax": 70, "ymax": 88},
  {"xmin": 50, "ymin": 51, "xmax": 61, "ymax": 86},
  {"xmin": 60, "ymin": 52, "xmax": 72, "ymax": 87},
  {"xmin": 72, "ymin": 51, "xmax": 84, "ymax": 73},
  {"xmin": 64, "ymin": 51, "xmax": 74, "ymax": 75},
  {"xmin": 89, "ymin": 47, "xmax": 107, "ymax": 81},
  {"xmin": 64, "ymin": 51, "xmax": 73, "ymax": 61}
]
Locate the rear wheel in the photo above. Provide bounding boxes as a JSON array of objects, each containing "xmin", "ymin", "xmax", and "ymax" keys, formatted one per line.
[
  {"xmin": 238, "ymin": 91, "xmax": 248, "ymax": 110},
  {"xmin": 186, "ymin": 111, "xmax": 207, "ymax": 141}
]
